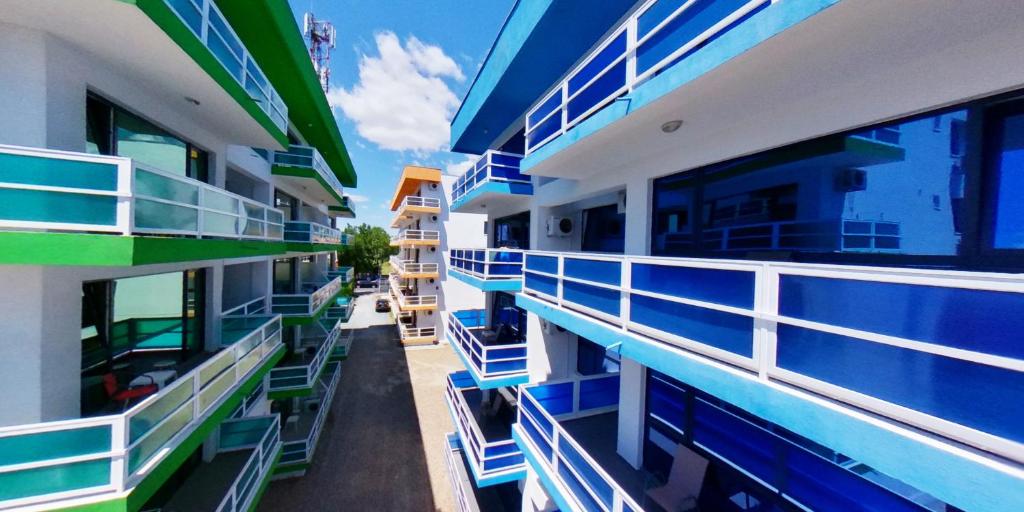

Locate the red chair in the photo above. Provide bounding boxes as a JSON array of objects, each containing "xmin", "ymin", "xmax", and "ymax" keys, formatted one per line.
[{"xmin": 102, "ymin": 373, "xmax": 157, "ymax": 410}]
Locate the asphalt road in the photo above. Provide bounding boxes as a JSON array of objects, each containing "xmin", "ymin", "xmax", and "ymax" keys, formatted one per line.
[{"xmin": 258, "ymin": 291, "xmax": 462, "ymax": 511}]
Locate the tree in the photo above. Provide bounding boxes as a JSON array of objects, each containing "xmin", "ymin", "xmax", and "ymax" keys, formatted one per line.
[{"xmin": 339, "ymin": 223, "xmax": 396, "ymax": 275}]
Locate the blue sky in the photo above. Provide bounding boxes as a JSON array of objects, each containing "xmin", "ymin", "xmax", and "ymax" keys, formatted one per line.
[{"xmin": 287, "ymin": 0, "xmax": 514, "ymax": 229}]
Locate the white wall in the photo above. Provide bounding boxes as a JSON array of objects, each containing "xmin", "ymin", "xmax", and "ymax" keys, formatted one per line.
[{"xmin": 438, "ymin": 176, "xmax": 486, "ymax": 337}]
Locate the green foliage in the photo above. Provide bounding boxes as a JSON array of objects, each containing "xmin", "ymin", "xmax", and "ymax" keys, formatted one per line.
[{"xmin": 338, "ymin": 224, "xmax": 397, "ymax": 274}]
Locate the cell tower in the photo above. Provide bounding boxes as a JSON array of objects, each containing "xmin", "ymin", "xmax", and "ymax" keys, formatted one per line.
[{"xmin": 303, "ymin": 12, "xmax": 336, "ymax": 94}]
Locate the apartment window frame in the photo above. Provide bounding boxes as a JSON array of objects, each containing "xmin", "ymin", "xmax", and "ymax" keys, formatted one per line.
[{"xmin": 649, "ymin": 89, "xmax": 1024, "ymax": 272}]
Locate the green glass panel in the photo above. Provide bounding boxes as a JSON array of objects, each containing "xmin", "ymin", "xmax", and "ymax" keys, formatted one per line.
[
  {"xmin": 0, "ymin": 189, "xmax": 116, "ymax": 226},
  {"xmin": 199, "ymin": 370, "xmax": 236, "ymax": 412},
  {"xmin": 0, "ymin": 458, "xmax": 110, "ymax": 501},
  {"xmin": 0, "ymin": 152, "xmax": 117, "ymax": 191},
  {"xmin": 134, "ymin": 198, "xmax": 198, "ymax": 231},
  {"xmin": 204, "ymin": 211, "xmax": 238, "ymax": 236},
  {"xmin": 134, "ymin": 169, "xmax": 198, "ymax": 205},
  {"xmin": 128, "ymin": 380, "xmax": 193, "ymax": 444},
  {"xmin": 128, "ymin": 404, "xmax": 192, "ymax": 473},
  {"xmin": 0, "ymin": 425, "xmax": 111, "ymax": 466},
  {"xmin": 219, "ymin": 418, "xmax": 272, "ymax": 449},
  {"xmin": 205, "ymin": 188, "xmax": 238, "ymax": 214},
  {"xmin": 199, "ymin": 350, "xmax": 234, "ymax": 387}
]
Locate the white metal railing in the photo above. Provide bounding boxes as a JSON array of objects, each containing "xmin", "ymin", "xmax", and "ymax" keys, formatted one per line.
[
  {"xmin": 391, "ymin": 229, "xmax": 441, "ymax": 244},
  {"xmin": 284, "ymin": 221, "xmax": 342, "ymax": 245},
  {"xmin": 389, "ymin": 276, "xmax": 438, "ymax": 309},
  {"xmin": 398, "ymin": 325, "xmax": 437, "ymax": 343},
  {"xmin": 516, "ymin": 377, "xmax": 639, "ymax": 512},
  {"xmin": 696, "ymin": 219, "xmax": 901, "ymax": 253},
  {"xmin": 326, "ymin": 267, "xmax": 354, "ymax": 283},
  {"xmin": 445, "ymin": 372, "xmax": 525, "ymax": 480},
  {"xmin": 443, "ymin": 433, "xmax": 482, "ymax": 512},
  {"xmin": 525, "ymin": 0, "xmax": 773, "ymax": 154},
  {"xmin": 398, "ymin": 196, "xmax": 441, "ymax": 210},
  {"xmin": 272, "ymin": 145, "xmax": 346, "ymax": 198},
  {"xmin": 213, "ymin": 415, "xmax": 281, "ymax": 512},
  {"xmin": 520, "ymin": 250, "xmax": 1024, "ymax": 463},
  {"xmin": 162, "ymin": 0, "xmax": 288, "ymax": 132},
  {"xmin": 0, "ymin": 144, "xmax": 285, "ymax": 240},
  {"xmin": 222, "ymin": 296, "xmax": 267, "ymax": 317},
  {"xmin": 391, "ymin": 256, "xmax": 440, "ymax": 276},
  {"xmin": 452, "ymin": 151, "xmax": 530, "ymax": 204},
  {"xmin": 271, "ymin": 276, "xmax": 343, "ymax": 316},
  {"xmin": 268, "ymin": 322, "xmax": 342, "ymax": 392},
  {"xmin": 279, "ymin": 362, "xmax": 340, "ymax": 467},
  {"xmin": 447, "ymin": 311, "xmax": 528, "ymax": 381},
  {"xmin": 0, "ymin": 315, "xmax": 283, "ymax": 509},
  {"xmin": 449, "ymin": 249, "xmax": 524, "ymax": 281}
]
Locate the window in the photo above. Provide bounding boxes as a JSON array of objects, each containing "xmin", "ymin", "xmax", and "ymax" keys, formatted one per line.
[
  {"xmin": 273, "ymin": 258, "xmax": 296, "ymax": 294},
  {"xmin": 275, "ymin": 190, "xmax": 299, "ymax": 222},
  {"xmin": 494, "ymin": 211, "xmax": 530, "ymax": 249},
  {"xmin": 653, "ymin": 109, "xmax": 972, "ymax": 263},
  {"xmin": 576, "ymin": 336, "xmax": 620, "ymax": 376},
  {"xmin": 987, "ymin": 106, "xmax": 1024, "ymax": 249},
  {"xmin": 582, "ymin": 203, "xmax": 625, "ymax": 253},
  {"xmin": 490, "ymin": 292, "xmax": 527, "ymax": 343}
]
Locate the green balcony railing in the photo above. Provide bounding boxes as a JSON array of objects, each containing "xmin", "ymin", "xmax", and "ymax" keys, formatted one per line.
[
  {"xmin": 0, "ymin": 144, "xmax": 284, "ymax": 240},
  {"xmin": 272, "ymin": 145, "xmax": 345, "ymax": 199}
]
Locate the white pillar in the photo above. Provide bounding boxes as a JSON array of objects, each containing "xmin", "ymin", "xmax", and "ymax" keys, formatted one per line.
[
  {"xmin": 521, "ymin": 466, "xmax": 558, "ymax": 512},
  {"xmin": 616, "ymin": 355, "xmax": 646, "ymax": 469},
  {"xmin": 0, "ymin": 266, "xmax": 82, "ymax": 425},
  {"xmin": 624, "ymin": 177, "xmax": 651, "ymax": 256},
  {"xmin": 207, "ymin": 264, "xmax": 223, "ymax": 349},
  {"xmin": 525, "ymin": 312, "xmax": 572, "ymax": 382}
]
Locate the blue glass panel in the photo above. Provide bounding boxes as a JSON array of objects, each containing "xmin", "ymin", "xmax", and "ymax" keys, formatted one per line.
[
  {"xmin": 521, "ymin": 413, "xmax": 553, "ymax": 461},
  {"xmin": 487, "ymin": 346, "xmax": 526, "ymax": 360},
  {"xmin": 648, "ymin": 373, "xmax": 687, "ymax": 432},
  {"xmin": 529, "ymin": 382, "xmax": 574, "ymax": 416},
  {"xmin": 786, "ymin": 443, "xmax": 925, "ymax": 512},
  {"xmin": 0, "ymin": 189, "xmax": 117, "ymax": 226},
  {"xmin": 638, "ymin": 0, "xmax": 685, "ymax": 37},
  {"xmin": 166, "ymin": 0, "xmax": 203, "ymax": 35},
  {"xmin": 560, "ymin": 441, "xmax": 613, "ymax": 509},
  {"xmin": 557, "ymin": 458, "xmax": 604, "ymax": 512},
  {"xmin": 490, "ymin": 263, "xmax": 522, "ymax": 276},
  {"xmin": 484, "ymin": 442, "xmax": 521, "ymax": 458},
  {"xmin": 630, "ymin": 295, "xmax": 754, "ymax": 357},
  {"xmin": 637, "ymin": 0, "xmax": 753, "ymax": 75},
  {"xmin": 483, "ymin": 452, "xmax": 525, "ymax": 471},
  {"xmin": 525, "ymin": 272, "xmax": 558, "ymax": 297},
  {"xmin": 490, "ymin": 153, "xmax": 522, "ymax": 168},
  {"xmin": 207, "ymin": 31, "xmax": 243, "ymax": 81},
  {"xmin": 526, "ymin": 254, "xmax": 558, "ymax": 274},
  {"xmin": 568, "ymin": 32, "xmax": 627, "ymax": 95},
  {"xmin": 528, "ymin": 90, "xmax": 563, "ymax": 127},
  {"xmin": 991, "ymin": 111, "xmax": 1024, "ymax": 248},
  {"xmin": 520, "ymin": 394, "xmax": 554, "ymax": 437},
  {"xmin": 579, "ymin": 376, "xmax": 619, "ymax": 411},
  {"xmin": 564, "ymin": 258, "xmax": 621, "ymax": 286},
  {"xmin": 527, "ymin": 113, "xmax": 562, "ymax": 150},
  {"xmin": 0, "ymin": 153, "xmax": 118, "ymax": 190},
  {"xmin": 564, "ymin": 281, "xmax": 621, "ymax": 316},
  {"xmin": 779, "ymin": 275, "xmax": 1024, "ymax": 360},
  {"xmin": 631, "ymin": 263, "xmax": 754, "ymax": 309},
  {"xmin": 776, "ymin": 325, "xmax": 1024, "ymax": 443},
  {"xmin": 207, "ymin": 9, "xmax": 243, "ymax": 60},
  {"xmin": 567, "ymin": 60, "xmax": 627, "ymax": 124},
  {"xmin": 483, "ymin": 357, "xmax": 523, "ymax": 374},
  {"xmin": 692, "ymin": 398, "xmax": 776, "ymax": 485}
]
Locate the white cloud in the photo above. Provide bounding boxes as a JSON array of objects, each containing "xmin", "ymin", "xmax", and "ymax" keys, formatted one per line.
[
  {"xmin": 445, "ymin": 154, "xmax": 477, "ymax": 176},
  {"xmin": 328, "ymin": 32, "xmax": 463, "ymax": 154},
  {"xmin": 345, "ymin": 193, "xmax": 369, "ymax": 203}
]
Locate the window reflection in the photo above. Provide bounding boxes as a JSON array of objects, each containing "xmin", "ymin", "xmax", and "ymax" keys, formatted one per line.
[
  {"xmin": 653, "ymin": 110, "xmax": 969, "ymax": 260},
  {"xmin": 990, "ymin": 112, "xmax": 1024, "ymax": 249}
]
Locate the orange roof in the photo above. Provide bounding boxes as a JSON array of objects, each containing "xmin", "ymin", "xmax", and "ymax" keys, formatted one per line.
[{"xmin": 389, "ymin": 166, "xmax": 442, "ymax": 210}]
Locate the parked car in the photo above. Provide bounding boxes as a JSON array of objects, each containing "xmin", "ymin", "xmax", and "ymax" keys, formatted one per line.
[{"xmin": 375, "ymin": 298, "xmax": 391, "ymax": 312}]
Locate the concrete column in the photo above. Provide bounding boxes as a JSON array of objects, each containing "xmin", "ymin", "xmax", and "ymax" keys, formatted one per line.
[
  {"xmin": 207, "ymin": 264, "xmax": 223, "ymax": 349},
  {"xmin": 616, "ymin": 355, "xmax": 646, "ymax": 469},
  {"xmin": 0, "ymin": 24, "xmax": 48, "ymax": 148},
  {"xmin": 624, "ymin": 177, "xmax": 652, "ymax": 256},
  {"xmin": 0, "ymin": 266, "xmax": 82, "ymax": 425},
  {"xmin": 525, "ymin": 312, "xmax": 572, "ymax": 382},
  {"xmin": 521, "ymin": 467, "xmax": 558, "ymax": 512}
]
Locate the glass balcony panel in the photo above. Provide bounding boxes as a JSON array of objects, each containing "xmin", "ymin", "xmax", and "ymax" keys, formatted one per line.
[
  {"xmin": 134, "ymin": 199, "xmax": 199, "ymax": 232},
  {"xmin": 166, "ymin": 0, "xmax": 203, "ymax": 34},
  {"xmin": 205, "ymin": 189, "xmax": 239, "ymax": 214},
  {"xmin": 0, "ymin": 459, "xmax": 111, "ymax": 503},
  {"xmin": 128, "ymin": 404, "xmax": 193, "ymax": 473},
  {"xmin": 134, "ymin": 168, "xmax": 199, "ymax": 205},
  {"xmin": 205, "ymin": 211, "xmax": 239, "ymax": 236},
  {"xmin": 0, "ymin": 425, "xmax": 111, "ymax": 467},
  {"xmin": 0, "ymin": 188, "xmax": 117, "ymax": 226},
  {"xmin": 0, "ymin": 151, "xmax": 117, "ymax": 190},
  {"xmin": 128, "ymin": 380, "xmax": 194, "ymax": 444}
]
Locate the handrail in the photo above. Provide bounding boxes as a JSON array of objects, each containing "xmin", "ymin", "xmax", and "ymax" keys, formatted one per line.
[
  {"xmin": 272, "ymin": 144, "xmax": 345, "ymax": 198},
  {"xmin": 449, "ymin": 248, "xmax": 524, "ymax": 281},
  {"xmin": 445, "ymin": 372, "xmax": 525, "ymax": 479},
  {"xmin": 517, "ymin": 377, "xmax": 640, "ymax": 512},
  {"xmin": 452, "ymin": 150, "xmax": 530, "ymax": 204},
  {"xmin": 162, "ymin": 0, "xmax": 287, "ymax": 132},
  {"xmin": 0, "ymin": 315, "xmax": 283, "ymax": 509},
  {"xmin": 222, "ymin": 296, "xmax": 266, "ymax": 317},
  {"xmin": 268, "ymin": 322, "xmax": 341, "ymax": 391},
  {"xmin": 391, "ymin": 256, "xmax": 439, "ymax": 275},
  {"xmin": 389, "ymin": 277, "xmax": 438, "ymax": 308},
  {"xmin": 520, "ymin": 249, "xmax": 1024, "ymax": 463},
  {"xmin": 391, "ymin": 229, "xmax": 441, "ymax": 243},
  {"xmin": 447, "ymin": 310, "xmax": 528, "ymax": 380},
  {"xmin": 271, "ymin": 276, "xmax": 343, "ymax": 316},
  {"xmin": 283, "ymin": 221, "xmax": 342, "ymax": 245},
  {"xmin": 213, "ymin": 415, "xmax": 281, "ymax": 512},
  {"xmin": 399, "ymin": 196, "xmax": 442, "ymax": 209},
  {"xmin": 0, "ymin": 144, "xmax": 285, "ymax": 240},
  {"xmin": 524, "ymin": 0, "xmax": 772, "ymax": 154},
  {"xmin": 399, "ymin": 325, "xmax": 437, "ymax": 341},
  {"xmin": 279, "ymin": 362, "xmax": 340, "ymax": 466}
]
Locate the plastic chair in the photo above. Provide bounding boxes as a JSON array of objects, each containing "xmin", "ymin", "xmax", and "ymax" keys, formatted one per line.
[{"xmin": 103, "ymin": 373, "xmax": 157, "ymax": 411}]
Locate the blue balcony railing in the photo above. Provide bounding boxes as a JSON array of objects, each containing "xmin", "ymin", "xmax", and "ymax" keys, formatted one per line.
[
  {"xmin": 452, "ymin": 151, "xmax": 531, "ymax": 206},
  {"xmin": 449, "ymin": 249, "xmax": 524, "ymax": 290},
  {"xmin": 520, "ymin": 250, "xmax": 1024, "ymax": 463},
  {"xmin": 516, "ymin": 376, "xmax": 640, "ymax": 512},
  {"xmin": 447, "ymin": 310, "xmax": 528, "ymax": 388},
  {"xmin": 162, "ymin": 0, "xmax": 287, "ymax": 132},
  {"xmin": 443, "ymin": 433, "xmax": 481, "ymax": 512},
  {"xmin": 525, "ymin": 0, "xmax": 773, "ymax": 154},
  {"xmin": 445, "ymin": 372, "xmax": 526, "ymax": 485}
]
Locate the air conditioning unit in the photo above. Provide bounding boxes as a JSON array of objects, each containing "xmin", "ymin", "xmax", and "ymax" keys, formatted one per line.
[
  {"xmin": 617, "ymin": 190, "xmax": 627, "ymax": 214},
  {"xmin": 836, "ymin": 168, "xmax": 867, "ymax": 192},
  {"xmin": 547, "ymin": 216, "xmax": 573, "ymax": 237}
]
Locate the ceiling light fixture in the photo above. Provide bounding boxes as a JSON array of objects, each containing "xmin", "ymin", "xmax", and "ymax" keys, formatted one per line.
[{"xmin": 661, "ymin": 120, "xmax": 683, "ymax": 133}]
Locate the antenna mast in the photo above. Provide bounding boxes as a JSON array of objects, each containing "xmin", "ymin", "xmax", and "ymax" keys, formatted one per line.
[{"xmin": 303, "ymin": 12, "xmax": 336, "ymax": 94}]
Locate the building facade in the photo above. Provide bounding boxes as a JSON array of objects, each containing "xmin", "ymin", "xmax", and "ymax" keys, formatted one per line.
[
  {"xmin": 389, "ymin": 166, "xmax": 485, "ymax": 347},
  {"xmin": 442, "ymin": 1, "xmax": 1024, "ymax": 512},
  {"xmin": 0, "ymin": 1, "xmax": 356, "ymax": 510}
]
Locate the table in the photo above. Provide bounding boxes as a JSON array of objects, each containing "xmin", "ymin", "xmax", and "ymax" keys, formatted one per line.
[
  {"xmin": 153, "ymin": 360, "xmax": 177, "ymax": 370},
  {"xmin": 130, "ymin": 369, "xmax": 179, "ymax": 390}
]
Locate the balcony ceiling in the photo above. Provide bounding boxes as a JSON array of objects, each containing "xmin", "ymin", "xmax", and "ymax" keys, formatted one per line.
[
  {"xmin": 0, "ymin": 1, "xmax": 285, "ymax": 150},
  {"xmin": 449, "ymin": 0, "xmax": 636, "ymax": 154},
  {"xmin": 522, "ymin": 0, "xmax": 1024, "ymax": 180}
]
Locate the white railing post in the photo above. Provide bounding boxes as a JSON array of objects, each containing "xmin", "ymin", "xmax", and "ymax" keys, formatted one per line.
[
  {"xmin": 110, "ymin": 418, "xmax": 128, "ymax": 491},
  {"xmin": 620, "ymin": 259, "xmax": 631, "ymax": 331},
  {"xmin": 626, "ymin": 15, "xmax": 638, "ymax": 92},
  {"xmin": 556, "ymin": 255, "xmax": 565, "ymax": 307}
]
